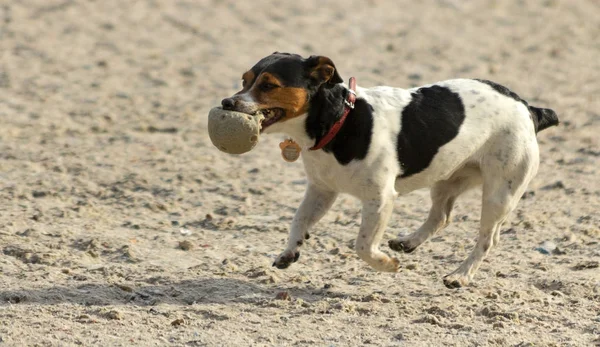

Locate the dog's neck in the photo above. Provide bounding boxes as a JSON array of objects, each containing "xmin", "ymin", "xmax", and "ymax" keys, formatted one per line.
[
  {"xmin": 268, "ymin": 83, "xmax": 373, "ymax": 165},
  {"xmin": 266, "ymin": 84, "xmax": 348, "ymax": 149},
  {"xmin": 305, "ymin": 84, "xmax": 348, "ymax": 149}
]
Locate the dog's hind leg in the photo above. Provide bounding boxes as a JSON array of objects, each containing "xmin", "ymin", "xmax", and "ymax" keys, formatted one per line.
[
  {"xmin": 443, "ymin": 141, "xmax": 539, "ymax": 288},
  {"xmin": 356, "ymin": 196, "xmax": 400, "ymax": 272},
  {"xmin": 389, "ymin": 165, "xmax": 481, "ymax": 253},
  {"xmin": 273, "ymin": 184, "xmax": 337, "ymax": 269}
]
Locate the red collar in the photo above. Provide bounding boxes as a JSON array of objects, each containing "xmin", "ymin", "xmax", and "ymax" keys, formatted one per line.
[{"xmin": 309, "ymin": 77, "xmax": 357, "ymax": 151}]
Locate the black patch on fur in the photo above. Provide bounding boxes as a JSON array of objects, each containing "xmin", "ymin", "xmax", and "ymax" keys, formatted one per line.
[
  {"xmin": 249, "ymin": 53, "xmax": 342, "ymax": 89},
  {"xmin": 397, "ymin": 85, "xmax": 465, "ymax": 177},
  {"xmin": 475, "ymin": 79, "xmax": 559, "ymax": 133},
  {"xmin": 529, "ymin": 107, "xmax": 559, "ymax": 132},
  {"xmin": 249, "ymin": 53, "xmax": 308, "ymax": 88},
  {"xmin": 305, "ymin": 84, "xmax": 373, "ymax": 165},
  {"xmin": 475, "ymin": 79, "xmax": 525, "ymax": 104}
]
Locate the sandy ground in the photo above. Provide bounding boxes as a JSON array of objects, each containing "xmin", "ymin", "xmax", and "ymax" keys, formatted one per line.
[{"xmin": 1, "ymin": 0, "xmax": 599, "ymax": 346}]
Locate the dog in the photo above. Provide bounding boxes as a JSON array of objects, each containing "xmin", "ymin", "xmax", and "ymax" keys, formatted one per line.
[{"xmin": 220, "ymin": 52, "xmax": 558, "ymax": 288}]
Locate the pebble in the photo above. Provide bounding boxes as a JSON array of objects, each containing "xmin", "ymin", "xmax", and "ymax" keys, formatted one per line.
[
  {"xmin": 572, "ymin": 261, "xmax": 599, "ymax": 271},
  {"xmin": 535, "ymin": 241, "xmax": 556, "ymax": 255},
  {"xmin": 541, "ymin": 181, "xmax": 565, "ymax": 190},
  {"xmin": 179, "ymin": 228, "xmax": 191, "ymax": 235},
  {"xmin": 171, "ymin": 318, "xmax": 185, "ymax": 326},
  {"xmin": 275, "ymin": 291, "xmax": 291, "ymax": 301},
  {"xmin": 105, "ymin": 310, "xmax": 123, "ymax": 320},
  {"xmin": 329, "ymin": 248, "xmax": 340, "ymax": 255},
  {"xmin": 178, "ymin": 240, "xmax": 194, "ymax": 251},
  {"xmin": 405, "ymin": 263, "xmax": 419, "ymax": 270},
  {"xmin": 32, "ymin": 190, "xmax": 47, "ymax": 198}
]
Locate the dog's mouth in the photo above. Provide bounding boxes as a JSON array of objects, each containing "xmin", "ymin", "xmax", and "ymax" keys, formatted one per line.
[{"xmin": 258, "ymin": 108, "xmax": 285, "ymax": 132}]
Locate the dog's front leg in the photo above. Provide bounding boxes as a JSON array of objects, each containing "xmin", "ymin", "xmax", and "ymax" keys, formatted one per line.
[
  {"xmin": 273, "ymin": 184, "xmax": 337, "ymax": 269},
  {"xmin": 356, "ymin": 198, "xmax": 399, "ymax": 272}
]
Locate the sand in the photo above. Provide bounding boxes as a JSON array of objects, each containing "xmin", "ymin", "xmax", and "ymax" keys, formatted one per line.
[{"xmin": 1, "ymin": 0, "xmax": 599, "ymax": 346}]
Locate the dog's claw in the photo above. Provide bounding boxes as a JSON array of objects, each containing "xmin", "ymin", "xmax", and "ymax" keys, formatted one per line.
[
  {"xmin": 273, "ymin": 251, "xmax": 300, "ymax": 269},
  {"xmin": 443, "ymin": 278, "xmax": 462, "ymax": 289},
  {"xmin": 443, "ymin": 274, "xmax": 469, "ymax": 289},
  {"xmin": 388, "ymin": 239, "xmax": 417, "ymax": 253}
]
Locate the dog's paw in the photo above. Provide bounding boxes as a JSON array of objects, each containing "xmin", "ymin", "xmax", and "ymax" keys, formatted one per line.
[
  {"xmin": 385, "ymin": 256, "xmax": 401, "ymax": 272},
  {"xmin": 442, "ymin": 273, "xmax": 470, "ymax": 289},
  {"xmin": 272, "ymin": 250, "xmax": 300, "ymax": 269},
  {"xmin": 388, "ymin": 239, "xmax": 418, "ymax": 253}
]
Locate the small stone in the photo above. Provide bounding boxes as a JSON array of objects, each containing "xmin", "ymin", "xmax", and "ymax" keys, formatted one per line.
[
  {"xmin": 17, "ymin": 228, "xmax": 36, "ymax": 237},
  {"xmin": 178, "ymin": 240, "xmax": 194, "ymax": 251},
  {"xmin": 535, "ymin": 241, "xmax": 556, "ymax": 255},
  {"xmin": 485, "ymin": 292, "xmax": 500, "ymax": 300},
  {"xmin": 493, "ymin": 322, "xmax": 505, "ymax": 329},
  {"xmin": 562, "ymin": 233, "xmax": 575, "ymax": 242},
  {"xmin": 32, "ymin": 191, "xmax": 47, "ymax": 198},
  {"xmin": 105, "ymin": 310, "xmax": 122, "ymax": 320},
  {"xmin": 179, "ymin": 228, "xmax": 191, "ymax": 236},
  {"xmin": 541, "ymin": 181, "xmax": 565, "ymax": 190},
  {"xmin": 405, "ymin": 263, "xmax": 419, "ymax": 270},
  {"xmin": 61, "ymin": 268, "xmax": 71, "ymax": 274},
  {"xmin": 275, "ymin": 291, "xmax": 291, "ymax": 301},
  {"xmin": 552, "ymin": 246, "xmax": 566, "ymax": 255},
  {"xmin": 362, "ymin": 293, "xmax": 382, "ymax": 302},
  {"xmin": 171, "ymin": 318, "xmax": 185, "ymax": 326},
  {"xmin": 572, "ymin": 261, "xmax": 599, "ymax": 271}
]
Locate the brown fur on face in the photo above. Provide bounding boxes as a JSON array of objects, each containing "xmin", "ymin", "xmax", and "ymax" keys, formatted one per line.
[
  {"xmin": 246, "ymin": 72, "xmax": 309, "ymax": 120},
  {"xmin": 240, "ymin": 71, "xmax": 255, "ymax": 92}
]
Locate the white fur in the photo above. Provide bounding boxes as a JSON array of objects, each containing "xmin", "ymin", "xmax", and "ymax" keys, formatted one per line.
[{"xmin": 270, "ymin": 79, "xmax": 540, "ymax": 287}]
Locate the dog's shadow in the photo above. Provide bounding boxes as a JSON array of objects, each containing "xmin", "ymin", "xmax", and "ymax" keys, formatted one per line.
[{"xmin": 0, "ymin": 277, "xmax": 334, "ymax": 307}]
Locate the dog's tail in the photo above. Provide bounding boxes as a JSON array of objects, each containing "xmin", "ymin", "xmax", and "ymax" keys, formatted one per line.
[{"xmin": 529, "ymin": 106, "xmax": 559, "ymax": 133}]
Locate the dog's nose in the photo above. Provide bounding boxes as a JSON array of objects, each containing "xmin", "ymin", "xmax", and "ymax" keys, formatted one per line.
[{"xmin": 221, "ymin": 98, "xmax": 235, "ymax": 110}]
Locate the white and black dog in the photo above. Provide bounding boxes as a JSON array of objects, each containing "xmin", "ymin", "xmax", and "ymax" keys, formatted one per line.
[{"xmin": 220, "ymin": 53, "xmax": 558, "ymax": 288}]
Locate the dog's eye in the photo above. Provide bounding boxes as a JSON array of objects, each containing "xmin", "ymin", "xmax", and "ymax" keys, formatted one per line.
[{"xmin": 260, "ymin": 83, "xmax": 278, "ymax": 92}]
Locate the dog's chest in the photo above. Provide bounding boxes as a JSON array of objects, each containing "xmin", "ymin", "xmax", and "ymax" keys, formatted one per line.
[
  {"xmin": 301, "ymin": 154, "xmax": 371, "ymax": 196},
  {"xmin": 301, "ymin": 141, "xmax": 399, "ymax": 200}
]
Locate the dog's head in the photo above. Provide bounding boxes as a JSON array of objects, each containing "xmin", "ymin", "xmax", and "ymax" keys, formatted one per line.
[{"xmin": 221, "ymin": 53, "xmax": 343, "ymax": 133}]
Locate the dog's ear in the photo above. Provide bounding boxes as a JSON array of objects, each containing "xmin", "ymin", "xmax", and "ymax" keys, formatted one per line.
[{"xmin": 306, "ymin": 55, "xmax": 343, "ymax": 86}]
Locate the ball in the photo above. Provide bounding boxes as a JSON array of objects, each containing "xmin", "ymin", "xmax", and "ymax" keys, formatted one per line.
[{"xmin": 207, "ymin": 107, "xmax": 264, "ymax": 154}]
